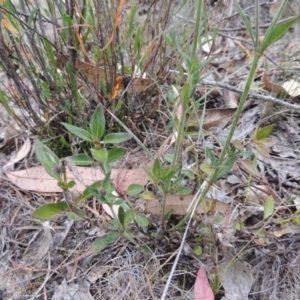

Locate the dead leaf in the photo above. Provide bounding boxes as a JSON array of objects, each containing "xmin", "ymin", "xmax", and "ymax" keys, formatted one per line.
[
  {"xmin": 52, "ymin": 279, "xmax": 93, "ymax": 300},
  {"xmin": 36, "ymin": 221, "xmax": 53, "ymax": 260},
  {"xmin": 281, "ymin": 79, "xmax": 300, "ymax": 97},
  {"xmin": 220, "ymin": 252, "xmax": 253, "ymax": 300},
  {"xmin": 0, "ymin": 125, "xmax": 21, "ymax": 149},
  {"xmin": 55, "ymin": 53, "xmax": 154, "ymax": 94},
  {"xmin": 188, "ymin": 108, "xmax": 236, "ymax": 131},
  {"xmin": 145, "ymin": 194, "xmax": 230, "ymax": 215},
  {"xmin": 3, "ymin": 137, "xmax": 31, "ymax": 170},
  {"xmin": 5, "ymin": 166, "xmax": 149, "ymax": 193},
  {"xmin": 223, "ymin": 90, "xmax": 238, "ymax": 108},
  {"xmin": 194, "ymin": 266, "xmax": 214, "ymax": 300},
  {"xmin": 271, "ymin": 224, "xmax": 300, "ymax": 238},
  {"xmin": 262, "ymin": 73, "xmax": 288, "ymax": 98}
]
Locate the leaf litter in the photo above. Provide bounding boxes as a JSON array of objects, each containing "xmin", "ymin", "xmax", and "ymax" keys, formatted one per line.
[{"xmin": 1, "ymin": 0, "xmax": 300, "ymax": 299}]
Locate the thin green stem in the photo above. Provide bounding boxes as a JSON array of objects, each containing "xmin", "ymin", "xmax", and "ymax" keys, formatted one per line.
[
  {"xmin": 175, "ymin": 54, "xmax": 261, "ymax": 229},
  {"xmin": 191, "ymin": 0, "xmax": 203, "ymax": 58}
]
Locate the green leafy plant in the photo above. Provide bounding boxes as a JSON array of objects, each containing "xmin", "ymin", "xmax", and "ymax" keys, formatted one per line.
[
  {"xmin": 175, "ymin": 0, "xmax": 299, "ymax": 228},
  {"xmin": 33, "ymin": 105, "xmax": 149, "ymax": 253}
]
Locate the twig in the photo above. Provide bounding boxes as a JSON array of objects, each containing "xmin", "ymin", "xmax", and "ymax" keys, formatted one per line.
[
  {"xmin": 145, "ymin": 272, "xmax": 156, "ymax": 300},
  {"xmin": 169, "ymin": 69, "xmax": 300, "ymax": 111}
]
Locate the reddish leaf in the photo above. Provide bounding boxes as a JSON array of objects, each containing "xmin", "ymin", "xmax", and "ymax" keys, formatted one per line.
[{"xmin": 194, "ymin": 266, "xmax": 214, "ymax": 300}]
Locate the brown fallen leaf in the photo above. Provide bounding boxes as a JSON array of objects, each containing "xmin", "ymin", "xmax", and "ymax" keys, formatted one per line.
[
  {"xmin": 262, "ymin": 73, "xmax": 288, "ymax": 98},
  {"xmin": 5, "ymin": 166, "xmax": 149, "ymax": 193},
  {"xmin": 145, "ymin": 194, "xmax": 229, "ymax": 216},
  {"xmin": 55, "ymin": 52, "xmax": 154, "ymax": 94},
  {"xmin": 188, "ymin": 108, "xmax": 236, "ymax": 131}
]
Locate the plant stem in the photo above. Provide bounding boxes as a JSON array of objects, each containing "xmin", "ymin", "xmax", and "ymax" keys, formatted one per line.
[
  {"xmin": 191, "ymin": 0, "xmax": 203, "ymax": 58},
  {"xmin": 175, "ymin": 53, "xmax": 261, "ymax": 228}
]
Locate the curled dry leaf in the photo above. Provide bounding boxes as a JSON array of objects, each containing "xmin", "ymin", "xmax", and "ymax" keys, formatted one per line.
[{"xmin": 3, "ymin": 137, "xmax": 31, "ymax": 170}]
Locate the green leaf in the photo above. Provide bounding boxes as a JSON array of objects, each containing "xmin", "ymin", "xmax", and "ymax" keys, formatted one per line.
[
  {"xmin": 140, "ymin": 191, "xmax": 155, "ymax": 201},
  {"xmin": 206, "ymin": 148, "xmax": 215, "ymax": 165},
  {"xmin": 181, "ymin": 169, "xmax": 195, "ymax": 180},
  {"xmin": 254, "ymin": 124, "xmax": 274, "ymax": 140},
  {"xmin": 68, "ymin": 154, "xmax": 93, "ymax": 166},
  {"xmin": 261, "ymin": 15, "xmax": 300, "ymax": 52},
  {"xmin": 141, "ymin": 245, "xmax": 152, "ymax": 254},
  {"xmin": 124, "ymin": 209, "xmax": 137, "ymax": 226},
  {"xmin": 91, "ymin": 148, "xmax": 108, "ymax": 163},
  {"xmin": 135, "ymin": 214, "xmax": 149, "ymax": 227},
  {"xmin": 32, "ymin": 202, "xmax": 69, "ymax": 219},
  {"xmin": 57, "ymin": 181, "xmax": 69, "ymax": 189},
  {"xmin": 177, "ymin": 187, "xmax": 192, "ymax": 196},
  {"xmin": 236, "ymin": 151, "xmax": 254, "ymax": 157},
  {"xmin": 89, "ymin": 105, "xmax": 105, "ymax": 141},
  {"xmin": 180, "ymin": 82, "xmax": 192, "ymax": 111},
  {"xmin": 93, "ymin": 232, "xmax": 119, "ymax": 254},
  {"xmin": 200, "ymin": 162, "xmax": 211, "ymax": 174},
  {"xmin": 194, "ymin": 245, "xmax": 202, "ymax": 255},
  {"xmin": 107, "ymin": 148, "xmax": 127, "ymax": 163},
  {"xmin": 102, "ymin": 132, "xmax": 132, "ymax": 144},
  {"xmin": 153, "ymin": 158, "xmax": 160, "ymax": 178},
  {"xmin": 253, "ymin": 141, "xmax": 271, "ymax": 157},
  {"xmin": 85, "ymin": 185, "xmax": 100, "ymax": 197},
  {"xmin": 67, "ymin": 211, "xmax": 85, "ymax": 221},
  {"xmin": 232, "ymin": 139, "xmax": 244, "ymax": 151},
  {"xmin": 62, "ymin": 123, "xmax": 92, "ymax": 142},
  {"xmin": 264, "ymin": 196, "xmax": 274, "ymax": 219},
  {"xmin": 127, "ymin": 184, "xmax": 144, "ymax": 196},
  {"xmin": 67, "ymin": 181, "xmax": 75, "ymax": 188},
  {"xmin": 172, "ymin": 178, "xmax": 183, "ymax": 187},
  {"xmin": 62, "ymin": 12, "xmax": 73, "ymax": 26},
  {"xmin": 163, "ymin": 153, "xmax": 174, "ymax": 163},
  {"xmin": 218, "ymin": 156, "xmax": 237, "ymax": 178},
  {"xmin": 35, "ymin": 139, "xmax": 61, "ymax": 180},
  {"xmin": 237, "ymin": 4, "xmax": 255, "ymax": 45},
  {"xmin": 164, "ymin": 209, "xmax": 174, "ymax": 221},
  {"xmin": 118, "ymin": 206, "xmax": 125, "ymax": 226}
]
